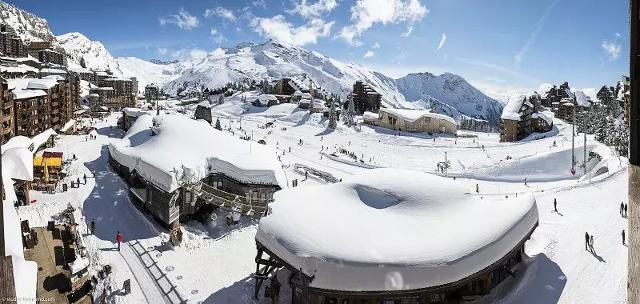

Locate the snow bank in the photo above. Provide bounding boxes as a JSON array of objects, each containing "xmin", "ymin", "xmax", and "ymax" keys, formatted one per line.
[
  {"xmin": 256, "ymin": 168, "xmax": 538, "ymax": 291},
  {"xmin": 109, "ymin": 114, "xmax": 287, "ymax": 193}
]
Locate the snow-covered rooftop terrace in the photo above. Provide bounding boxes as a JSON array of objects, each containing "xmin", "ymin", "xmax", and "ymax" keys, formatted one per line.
[
  {"xmin": 257, "ymin": 168, "xmax": 538, "ymax": 292},
  {"xmin": 109, "ymin": 114, "xmax": 287, "ymax": 193}
]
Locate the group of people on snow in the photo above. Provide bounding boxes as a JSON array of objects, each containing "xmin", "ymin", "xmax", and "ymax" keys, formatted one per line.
[{"xmin": 620, "ymin": 202, "xmax": 629, "ymax": 218}]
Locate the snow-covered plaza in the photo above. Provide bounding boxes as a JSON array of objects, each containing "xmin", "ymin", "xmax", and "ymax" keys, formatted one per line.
[{"xmin": 3, "ymin": 92, "xmax": 628, "ymax": 303}]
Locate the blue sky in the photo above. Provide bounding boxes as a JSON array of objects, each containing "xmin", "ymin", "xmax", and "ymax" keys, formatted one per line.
[{"xmin": 9, "ymin": 0, "xmax": 630, "ymax": 99}]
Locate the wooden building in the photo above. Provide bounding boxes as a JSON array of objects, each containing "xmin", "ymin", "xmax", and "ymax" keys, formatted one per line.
[
  {"xmin": 145, "ymin": 83, "xmax": 160, "ymax": 100},
  {"xmin": 364, "ymin": 108, "xmax": 458, "ymax": 134},
  {"xmin": 500, "ymin": 95, "xmax": 553, "ymax": 142},
  {"xmin": 352, "ymin": 81, "xmax": 381, "ymax": 114},
  {"xmin": 0, "ymin": 23, "xmax": 27, "ymax": 58},
  {"xmin": 33, "ymin": 151, "xmax": 64, "ymax": 190},
  {"xmin": 194, "ymin": 103, "xmax": 213, "ymax": 124},
  {"xmin": 1, "ymin": 77, "xmax": 14, "ymax": 144}
]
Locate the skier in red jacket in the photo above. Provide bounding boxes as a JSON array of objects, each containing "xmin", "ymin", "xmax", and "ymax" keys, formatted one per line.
[{"xmin": 116, "ymin": 231, "xmax": 123, "ymax": 251}]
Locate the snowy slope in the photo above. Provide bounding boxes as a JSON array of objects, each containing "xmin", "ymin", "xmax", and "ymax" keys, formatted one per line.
[
  {"xmin": 116, "ymin": 57, "xmax": 181, "ymax": 93},
  {"xmin": 0, "ymin": 1, "xmax": 54, "ymax": 43}
]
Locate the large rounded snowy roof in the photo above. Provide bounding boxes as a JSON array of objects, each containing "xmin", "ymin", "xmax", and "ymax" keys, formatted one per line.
[{"xmin": 256, "ymin": 168, "xmax": 538, "ymax": 292}]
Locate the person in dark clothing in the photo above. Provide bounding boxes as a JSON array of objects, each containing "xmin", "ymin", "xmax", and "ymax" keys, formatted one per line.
[
  {"xmin": 623, "ymin": 229, "xmax": 626, "ymax": 245},
  {"xmin": 585, "ymin": 232, "xmax": 589, "ymax": 250},
  {"xmin": 624, "ymin": 204, "xmax": 628, "ymax": 218},
  {"xmin": 90, "ymin": 219, "xmax": 96, "ymax": 235},
  {"xmin": 553, "ymin": 198, "xmax": 557, "ymax": 212},
  {"xmin": 621, "ymin": 202, "xmax": 625, "ymax": 216},
  {"xmin": 83, "ymin": 173, "xmax": 87, "ymax": 184},
  {"xmin": 476, "ymin": 184, "xmax": 479, "ymax": 193},
  {"xmin": 76, "ymin": 177, "xmax": 80, "ymax": 185},
  {"xmin": 116, "ymin": 231, "xmax": 123, "ymax": 251}
]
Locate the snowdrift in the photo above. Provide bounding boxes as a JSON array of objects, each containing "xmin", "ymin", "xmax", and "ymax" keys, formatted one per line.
[
  {"xmin": 256, "ymin": 168, "xmax": 538, "ymax": 291},
  {"xmin": 108, "ymin": 114, "xmax": 287, "ymax": 193}
]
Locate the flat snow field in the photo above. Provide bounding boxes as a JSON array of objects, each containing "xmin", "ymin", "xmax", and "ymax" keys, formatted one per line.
[{"xmin": 13, "ymin": 94, "xmax": 628, "ymax": 303}]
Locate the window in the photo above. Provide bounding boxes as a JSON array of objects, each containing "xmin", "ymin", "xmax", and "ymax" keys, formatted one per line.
[{"xmin": 324, "ymin": 297, "xmax": 337, "ymax": 304}]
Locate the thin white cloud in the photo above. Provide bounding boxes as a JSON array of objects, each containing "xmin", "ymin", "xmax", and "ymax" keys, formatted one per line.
[
  {"xmin": 401, "ymin": 26, "xmax": 413, "ymax": 37},
  {"xmin": 252, "ymin": 15, "xmax": 334, "ymax": 46},
  {"xmin": 209, "ymin": 48, "xmax": 227, "ymax": 59},
  {"xmin": 339, "ymin": 0, "xmax": 428, "ymax": 46},
  {"xmin": 252, "ymin": 0, "xmax": 266, "ymax": 8},
  {"xmin": 291, "ymin": 0, "xmax": 338, "ymax": 19},
  {"xmin": 372, "ymin": 42, "xmax": 380, "ymax": 49},
  {"xmin": 363, "ymin": 50, "xmax": 375, "ymax": 58},
  {"xmin": 157, "ymin": 47, "xmax": 169, "ymax": 56},
  {"xmin": 159, "ymin": 8, "xmax": 199, "ymax": 30},
  {"xmin": 205, "ymin": 6, "xmax": 236, "ymax": 22},
  {"xmin": 602, "ymin": 40, "xmax": 621, "ymax": 59},
  {"xmin": 437, "ymin": 33, "xmax": 446, "ymax": 50},
  {"xmin": 210, "ymin": 28, "xmax": 225, "ymax": 44},
  {"xmin": 514, "ymin": 0, "xmax": 559, "ymax": 65},
  {"xmin": 171, "ymin": 48, "xmax": 208, "ymax": 60}
]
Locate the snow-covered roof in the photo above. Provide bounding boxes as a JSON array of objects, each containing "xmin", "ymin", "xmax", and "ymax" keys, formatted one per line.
[
  {"xmin": 256, "ymin": 169, "xmax": 538, "ymax": 292},
  {"xmin": 60, "ymin": 119, "xmax": 76, "ymax": 132},
  {"xmin": 255, "ymin": 94, "xmax": 278, "ymax": 106},
  {"xmin": 27, "ymin": 78, "xmax": 58, "ymax": 90},
  {"xmin": 301, "ymin": 92, "xmax": 313, "ymax": 100},
  {"xmin": 501, "ymin": 95, "xmax": 527, "ymax": 121},
  {"xmin": 69, "ymin": 67, "xmax": 92, "ymax": 74},
  {"xmin": 43, "ymin": 75, "xmax": 65, "ymax": 81},
  {"xmin": 31, "ymin": 129, "xmax": 56, "ymax": 152},
  {"xmin": 380, "ymin": 108, "xmax": 457, "ymax": 125},
  {"xmin": 1, "ymin": 146, "xmax": 38, "ymax": 303},
  {"xmin": 40, "ymin": 68, "xmax": 67, "ymax": 75},
  {"xmin": 0, "ymin": 64, "xmax": 39, "ymax": 74},
  {"xmin": 109, "ymin": 114, "xmax": 287, "ymax": 193},
  {"xmin": 122, "ymin": 107, "xmax": 150, "ymax": 118},
  {"xmin": 12, "ymin": 89, "xmax": 46, "ymax": 99},
  {"xmin": 1, "ymin": 136, "xmax": 32, "ymax": 153},
  {"xmin": 532, "ymin": 111, "xmax": 554, "ymax": 126},
  {"xmin": 362, "ymin": 111, "xmax": 379, "ymax": 121}
]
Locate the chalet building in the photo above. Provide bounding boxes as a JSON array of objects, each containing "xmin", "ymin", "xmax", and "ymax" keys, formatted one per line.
[
  {"xmin": 120, "ymin": 108, "xmax": 148, "ymax": 131},
  {"xmin": 27, "ymin": 41, "xmax": 66, "ymax": 66},
  {"xmin": 500, "ymin": 95, "xmax": 553, "ymax": 142},
  {"xmin": 274, "ymin": 78, "xmax": 296, "ymax": 96},
  {"xmin": 89, "ymin": 77, "xmax": 136, "ymax": 110},
  {"xmin": 0, "ymin": 57, "xmax": 39, "ymax": 78},
  {"xmin": 352, "ymin": 81, "xmax": 381, "ymax": 114},
  {"xmin": 364, "ymin": 108, "xmax": 458, "ymax": 134},
  {"xmin": 542, "ymin": 82, "xmax": 571, "ymax": 108},
  {"xmin": 1, "ymin": 77, "xmax": 14, "ymax": 143},
  {"xmin": 109, "ymin": 114, "xmax": 286, "ymax": 231},
  {"xmin": 254, "ymin": 169, "xmax": 539, "ymax": 304},
  {"xmin": 194, "ymin": 103, "xmax": 213, "ymax": 124}
]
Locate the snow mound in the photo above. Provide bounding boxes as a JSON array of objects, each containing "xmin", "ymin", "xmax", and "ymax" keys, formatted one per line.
[
  {"xmin": 109, "ymin": 114, "xmax": 287, "ymax": 193},
  {"xmin": 256, "ymin": 168, "xmax": 538, "ymax": 291}
]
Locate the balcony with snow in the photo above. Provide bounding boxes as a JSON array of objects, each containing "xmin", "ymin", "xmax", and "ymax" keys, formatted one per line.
[{"xmin": 254, "ymin": 169, "xmax": 539, "ymax": 303}]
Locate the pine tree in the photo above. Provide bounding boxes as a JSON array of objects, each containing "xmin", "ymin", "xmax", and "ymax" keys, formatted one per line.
[
  {"xmin": 328, "ymin": 96, "xmax": 337, "ymax": 129},
  {"xmin": 218, "ymin": 94, "xmax": 224, "ymax": 105},
  {"xmin": 215, "ymin": 118, "xmax": 222, "ymax": 130},
  {"xmin": 343, "ymin": 94, "xmax": 356, "ymax": 127}
]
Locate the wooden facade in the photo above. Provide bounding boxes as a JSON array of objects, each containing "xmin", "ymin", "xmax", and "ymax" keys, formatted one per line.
[
  {"xmin": 352, "ymin": 81, "xmax": 381, "ymax": 114},
  {"xmin": 368, "ymin": 109, "xmax": 458, "ymax": 134},
  {"xmin": 1, "ymin": 77, "xmax": 14, "ymax": 143},
  {"xmin": 109, "ymin": 154, "xmax": 280, "ymax": 227}
]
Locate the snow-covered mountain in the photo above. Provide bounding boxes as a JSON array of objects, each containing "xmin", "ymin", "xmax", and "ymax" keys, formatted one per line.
[
  {"xmin": 57, "ymin": 32, "xmax": 122, "ymax": 73},
  {"xmin": 0, "ymin": 1, "xmax": 54, "ymax": 43},
  {"xmin": 396, "ymin": 72, "xmax": 504, "ymax": 124},
  {"xmin": 1, "ymin": 1, "xmax": 504, "ymax": 126}
]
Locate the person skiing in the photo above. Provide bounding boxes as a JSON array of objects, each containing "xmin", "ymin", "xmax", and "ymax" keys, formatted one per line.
[
  {"xmin": 115, "ymin": 231, "xmax": 123, "ymax": 251},
  {"xmin": 553, "ymin": 198, "xmax": 557, "ymax": 212},
  {"xmin": 90, "ymin": 219, "xmax": 96, "ymax": 235},
  {"xmin": 622, "ymin": 229, "xmax": 626, "ymax": 245},
  {"xmin": 589, "ymin": 235, "xmax": 594, "ymax": 253},
  {"xmin": 476, "ymin": 184, "xmax": 479, "ymax": 193},
  {"xmin": 585, "ymin": 232, "xmax": 589, "ymax": 250}
]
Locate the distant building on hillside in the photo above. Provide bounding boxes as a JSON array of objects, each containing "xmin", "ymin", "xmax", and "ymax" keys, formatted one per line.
[
  {"xmin": 500, "ymin": 95, "xmax": 553, "ymax": 142},
  {"xmin": 364, "ymin": 108, "xmax": 458, "ymax": 134},
  {"xmin": 0, "ymin": 23, "xmax": 27, "ymax": 58},
  {"xmin": 352, "ymin": 81, "xmax": 381, "ymax": 114},
  {"xmin": 194, "ymin": 103, "xmax": 213, "ymax": 124},
  {"xmin": 145, "ymin": 83, "xmax": 160, "ymax": 100}
]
